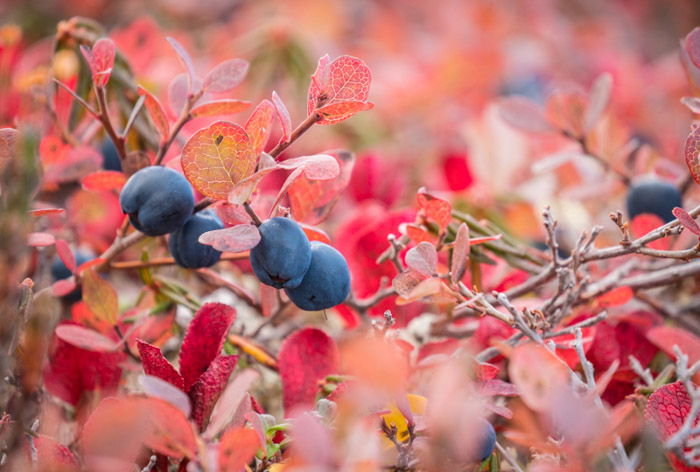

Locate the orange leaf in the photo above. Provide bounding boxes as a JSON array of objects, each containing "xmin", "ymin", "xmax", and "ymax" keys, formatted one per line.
[
  {"xmin": 508, "ymin": 343, "xmax": 569, "ymax": 412},
  {"xmin": 138, "ymin": 86, "xmax": 170, "ymax": 141},
  {"xmin": 81, "ymin": 171, "xmax": 127, "ymax": 192},
  {"xmin": 218, "ymin": 427, "xmax": 260, "ymax": 472},
  {"xmin": 190, "ymin": 100, "xmax": 252, "ymax": 118},
  {"xmin": 596, "ymin": 286, "xmax": 633, "ymax": 308},
  {"xmin": 82, "ymin": 269, "xmax": 118, "ymax": 325},
  {"xmin": 28, "ymin": 207, "xmax": 64, "ymax": 216},
  {"xmin": 416, "ymin": 188, "xmax": 452, "ymax": 231},
  {"xmin": 182, "ymin": 121, "xmax": 256, "ymax": 200},
  {"xmin": 316, "ymin": 100, "xmax": 374, "ymax": 125},
  {"xmin": 245, "ymin": 100, "xmax": 275, "ymax": 156}
]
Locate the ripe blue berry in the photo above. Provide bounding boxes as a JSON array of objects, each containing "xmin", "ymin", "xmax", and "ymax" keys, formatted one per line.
[
  {"xmin": 626, "ymin": 178, "xmax": 682, "ymax": 223},
  {"xmin": 250, "ymin": 217, "xmax": 312, "ymax": 289},
  {"xmin": 168, "ymin": 211, "xmax": 224, "ymax": 268},
  {"xmin": 119, "ymin": 166, "xmax": 194, "ymax": 236},
  {"xmin": 100, "ymin": 137, "xmax": 122, "ymax": 172},
  {"xmin": 284, "ymin": 241, "xmax": 350, "ymax": 311},
  {"xmin": 476, "ymin": 419, "xmax": 496, "ymax": 462}
]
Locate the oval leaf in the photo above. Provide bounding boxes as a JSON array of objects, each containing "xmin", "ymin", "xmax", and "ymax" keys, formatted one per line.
[
  {"xmin": 205, "ymin": 369, "xmax": 260, "ymax": 439},
  {"xmin": 199, "ymin": 224, "xmax": 261, "ymax": 252},
  {"xmin": 82, "ymin": 269, "xmax": 118, "ymax": 325},
  {"xmin": 81, "ymin": 38, "xmax": 115, "ymax": 87},
  {"xmin": 55, "ymin": 324, "xmax": 119, "ymax": 352},
  {"xmin": 271, "ymin": 91, "xmax": 292, "ymax": 143},
  {"xmin": 167, "ymin": 37, "xmax": 198, "ymax": 90},
  {"xmin": 218, "ymin": 427, "xmax": 260, "ymax": 472},
  {"xmin": 139, "ymin": 375, "xmax": 191, "ymax": 418},
  {"xmin": 308, "ymin": 55, "xmax": 371, "ymax": 113},
  {"xmin": 204, "ymin": 58, "xmax": 249, "ymax": 93},
  {"xmin": 55, "ymin": 239, "xmax": 76, "ymax": 273},
  {"xmin": 684, "ymin": 124, "xmax": 700, "ymax": 184},
  {"xmin": 81, "ymin": 171, "xmax": 127, "ymax": 192},
  {"xmin": 673, "ymin": 207, "xmax": 700, "ymax": 237},
  {"xmin": 28, "ymin": 232, "xmax": 55, "ymax": 247},
  {"xmin": 190, "ymin": 100, "xmax": 252, "ymax": 118},
  {"xmin": 182, "ymin": 121, "xmax": 256, "ymax": 200},
  {"xmin": 583, "ymin": 73, "xmax": 613, "ymax": 132},
  {"xmin": 245, "ymin": 100, "xmax": 276, "ymax": 156},
  {"xmin": 277, "ymin": 154, "xmax": 340, "ymax": 180},
  {"xmin": 497, "ymin": 96, "xmax": 556, "ymax": 134},
  {"xmin": 137, "ymin": 86, "xmax": 170, "ymax": 140},
  {"xmin": 405, "ymin": 242, "xmax": 437, "ymax": 276},
  {"xmin": 451, "ymin": 223, "xmax": 470, "ymax": 284},
  {"xmin": 317, "ymin": 100, "xmax": 374, "ymax": 125}
]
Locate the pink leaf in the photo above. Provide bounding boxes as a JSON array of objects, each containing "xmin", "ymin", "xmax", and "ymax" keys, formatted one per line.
[
  {"xmin": 583, "ymin": 73, "xmax": 613, "ymax": 132},
  {"xmin": 168, "ymin": 73, "xmax": 189, "ymax": 116},
  {"xmin": 307, "ymin": 54, "xmax": 331, "ymax": 116},
  {"xmin": 203, "ymin": 58, "xmax": 249, "ymax": 93},
  {"xmin": 392, "ymin": 269, "xmax": 430, "ymax": 298},
  {"xmin": 55, "ymin": 324, "xmax": 119, "ymax": 352},
  {"xmin": 451, "ymin": 223, "xmax": 469, "ymax": 284},
  {"xmin": 205, "ymin": 369, "xmax": 260, "ymax": 439},
  {"xmin": 199, "ymin": 224, "xmax": 261, "ymax": 252},
  {"xmin": 245, "ymin": 100, "xmax": 276, "ymax": 156},
  {"xmin": 405, "ymin": 242, "xmax": 437, "ymax": 276},
  {"xmin": 271, "ymin": 91, "xmax": 292, "ymax": 143},
  {"xmin": 189, "ymin": 355, "xmax": 238, "ymax": 430},
  {"xmin": 646, "ymin": 381, "xmax": 692, "ymax": 440},
  {"xmin": 278, "ymin": 328, "xmax": 339, "ymax": 412},
  {"xmin": 166, "ymin": 37, "xmax": 199, "ymax": 91},
  {"xmin": 497, "ymin": 96, "xmax": 557, "ymax": 134},
  {"xmin": 278, "ymin": 154, "xmax": 340, "ymax": 180},
  {"xmin": 28, "ymin": 232, "xmax": 55, "ymax": 247},
  {"xmin": 685, "ymin": 27, "xmax": 700, "ymax": 70},
  {"xmin": 673, "ymin": 207, "xmax": 700, "ymax": 237},
  {"xmin": 308, "ymin": 55, "xmax": 371, "ymax": 112},
  {"xmin": 269, "ymin": 166, "xmax": 305, "ymax": 214},
  {"xmin": 684, "ymin": 123, "xmax": 700, "ymax": 185},
  {"xmin": 81, "ymin": 38, "xmax": 115, "ymax": 87},
  {"xmin": 648, "ymin": 326, "xmax": 700, "ymax": 370},
  {"xmin": 137, "ymin": 340, "xmax": 185, "ymax": 390},
  {"xmin": 179, "ymin": 303, "xmax": 236, "ymax": 392},
  {"xmin": 190, "ymin": 100, "xmax": 252, "ymax": 118},
  {"xmin": 139, "ymin": 375, "xmax": 192, "ymax": 417},
  {"xmin": 52, "ymin": 279, "xmax": 77, "ymax": 297}
]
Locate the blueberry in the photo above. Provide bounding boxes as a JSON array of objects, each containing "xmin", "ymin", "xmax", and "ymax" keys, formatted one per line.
[
  {"xmin": 119, "ymin": 166, "xmax": 194, "ymax": 236},
  {"xmin": 284, "ymin": 241, "xmax": 350, "ymax": 311},
  {"xmin": 476, "ymin": 419, "xmax": 496, "ymax": 462},
  {"xmin": 100, "ymin": 137, "xmax": 122, "ymax": 172},
  {"xmin": 168, "ymin": 211, "xmax": 224, "ymax": 268},
  {"xmin": 626, "ymin": 178, "xmax": 682, "ymax": 223},
  {"xmin": 250, "ymin": 217, "xmax": 312, "ymax": 289}
]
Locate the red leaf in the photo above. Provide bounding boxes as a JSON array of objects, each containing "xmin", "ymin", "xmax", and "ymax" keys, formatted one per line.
[
  {"xmin": 497, "ymin": 96, "xmax": 556, "ymax": 134},
  {"xmin": 673, "ymin": 207, "xmax": 700, "ymax": 237},
  {"xmin": 190, "ymin": 100, "xmax": 252, "ymax": 118},
  {"xmin": 199, "ymin": 224, "xmax": 260, "ymax": 252},
  {"xmin": 685, "ymin": 27, "xmax": 700, "ymax": 70},
  {"xmin": 583, "ymin": 73, "xmax": 613, "ymax": 132},
  {"xmin": 245, "ymin": 100, "xmax": 276, "ymax": 156},
  {"xmin": 416, "ymin": 188, "xmax": 452, "ymax": 231},
  {"xmin": 205, "ymin": 369, "xmax": 260, "ymax": 439},
  {"xmin": 82, "ymin": 269, "xmax": 118, "ymax": 325},
  {"xmin": 316, "ymin": 100, "xmax": 374, "ymax": 125},
  {"xmin": 137, "ymin": 340, "xmax": 184, "ymax": 391},
  {"xmin": 405, "ymin": 242, "xmax": 437, "ymax": 276},
  {"xmin": 404, "ymin": 223, "xmax": 437, "ymax": 244},
  {"xmin": 28, "ymin": 207, "xmax": 64, "ymax": 216},
  {"xmin": 646, "ymin": 381, "xmax": 691, "ymax": 440},
  {"xmin": 597, "ymin": 286, "xmax": 633, "ymax": 308},
  {"xmin": 451, "ymin": 223, "xmax": 470, "ymax": 284},
  {"xmin": 81, "ymin": 171, "xmax": 127, "ymax": 192},
  {"xmin": 189, "ymin": 355, "xmax": 238, "ymax": 430},
  {"xmin": 648, "ymin": 326, "xmax": 700, "ymax": 370},
  {"xmin": 271, "ymin": 91, "xmax": 292, "ymax": 143},
  {"xmin": 81, "ymin": 38, "xmax": 115, "ymax": 87},
  {"xmin": 182, "ymin": 121, "xmax": 256, "ymax": 200},
  {"xmin": 55, "ymin": 239, "xmax": 76, "ymax": 273},
  {"xmin": 44, "ymin": 324, "xmax": 124, "ymax": 406},
  {"xmin": 218, "ymin": 427, "xmax": 260, "ymax": 472},
  {"xmin": 308, "ymin": 55, "xmax": 371, "ymax": 113},
  {"xmin": 684, "ymin": 124, "xmax": 700, "ymax": 185},
  {"xmin": 166, "ymin": 37, "xmax": 198, "ymax": 90},
  {"xmin": 278, "ymin": 328, "xmax": 339, "ymax": 412},
  {"xmin": 289, "ymin": 150, "xmax": 355, "ymax": 224},
  {"xmin": 203, "ymin": 58, "xmax": 249, "ymax": 93},
  {"xmin": 630, "ymin": 214, "xmax": 670, "ymax": 250},
  {"xmin": 300, "ymin": 224, "xmax": 332, "ymax": 244},
  {"xmin": 137, "ymin": 86, "xmax": 170, "ymax": 141},
  {"xmin": 28, "ymin": 232, "xmax": 55, "ymax": 247},
  {"xmin": 180, "ymin": 303, "xmax": 236, "ymax": 391},
  {"xmin": 55, "ymin": 324, "xmax": 119, "ymax": 352}
]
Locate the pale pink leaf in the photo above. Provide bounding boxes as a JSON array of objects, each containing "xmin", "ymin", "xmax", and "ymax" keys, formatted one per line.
[
  {"xmin": 685, "ymin": 27, "xmax": 700, "ymax": 70},
  {"xmin": 277, "ymin": 154, "xmax": 340, "ymax": 180},
  {"xmin": 583, "ymin": 73, "xmax": 613, "ymax": 132},
  {"xmin": 28, "ymin": 232, "xmax": 55, "ymax": 247},
  {"xmin": 271, "ymin": 91, "xmax": 292, "ymax": 143},
  {"xmin": 673, "ymin": 207, "xmax": 700, "ymax": 237},
  {"xmin": 451, "ymin": 223, "xmax": 470, "ymax": 284},
  {"xmin": 497, "ymin": 96, "xmax": 557, "ymax": 134},
  {"xmin": 139, "ymin": 375, "xmax": 192, "ymax": 418},
  {"xmin": 203, "ymin": 58, "xmax": 249, "ymax": 93},
  {"xmin": 681, "ymin": 97, "xmax": 700, "ymax": 114},
  {"xmin": 204, "ymin": 369, "xmax": 260, "ymax": 440},
  {"xmin": 199, "ymin": 224, "xmax": 261, "ymax": 252},
  {"xmin": 166, "ymin": 37, "xmax": 198, "ymax": 90},
  {"xmin": 55, "ymin": 239, "xmax": 76, "ymax": 273},
  {"xmin": 168, "ymin": 73, "xmax": 188, "ymax": 117},
  {"xmin": 405, "ymin": 242, "xmax": 438, "ymax": 276}
]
